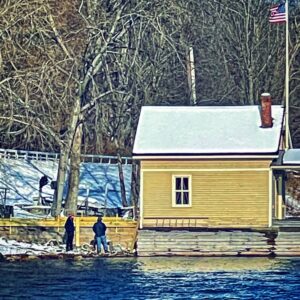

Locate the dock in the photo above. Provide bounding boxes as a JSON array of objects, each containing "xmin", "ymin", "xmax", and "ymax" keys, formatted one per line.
[
  {"xmin": 1, "ymin": 217, "xmax": 300, "ymax": 257},
  {"xmin": 137, "ymin": 219, "xmax": 300, "ymax": 257}
]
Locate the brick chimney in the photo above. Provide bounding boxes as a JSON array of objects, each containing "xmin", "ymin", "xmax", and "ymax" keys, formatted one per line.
[{"xmin": 260, "ymin": 93, "xmax": 273, "ymax": 128}]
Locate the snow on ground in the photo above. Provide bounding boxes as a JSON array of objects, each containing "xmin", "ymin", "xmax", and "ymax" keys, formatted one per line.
[
  {"xmin": 0, "ymin": 157, "xmax": 132, "ymax": 209},
  {"xmin": 0, "ymin": 236, "xmax": 126, "ymax": 257},
  {"xmin": 286, "ymin": 195, "xmax": 300, "ymax": 217},
  {"xmin": 78, "ymin": 163, "xmax": 131, "ymax": 208},
  {"xmin": 0, "ymin": 159, "xmax": 57, "ymax": 205},
  {"xmin": 13, "ymin": 206, "xmax": 51, "ymax": 219},
  {"xmin": 0, "ymin": 237, "xmax": 63, "ymax": 256}
]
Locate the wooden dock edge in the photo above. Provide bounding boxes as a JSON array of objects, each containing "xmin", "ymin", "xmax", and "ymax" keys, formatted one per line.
[
  {"xmin": 136, "ymin": 227, "xmax": 300, "ymax": 257},
  {"xmin": 0, "ymin": 217, "xmax": 138, "ymax": 253}
]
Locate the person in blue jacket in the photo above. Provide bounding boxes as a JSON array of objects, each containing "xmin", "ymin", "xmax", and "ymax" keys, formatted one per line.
[{"xmin": 93, "ymin": 216, "xmax": 108, "ymax": 254}]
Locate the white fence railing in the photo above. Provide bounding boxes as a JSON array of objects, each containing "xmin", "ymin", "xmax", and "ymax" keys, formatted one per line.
[{"xmin": 0, "ymin": 148, "xmax": 132, "ymax": 165}]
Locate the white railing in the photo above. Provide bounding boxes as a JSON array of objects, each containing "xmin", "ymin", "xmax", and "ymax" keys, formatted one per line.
[
  {"xmin": 0, "ymin": 148, "xmax": 132, "ymax": 165},
  {"xmin": 80, "ymin": 154, "xmax": 132, "ymax": 165},
  {"xmin": 0, "ymin": 149, "xmax": 59, "ymax": 161}
]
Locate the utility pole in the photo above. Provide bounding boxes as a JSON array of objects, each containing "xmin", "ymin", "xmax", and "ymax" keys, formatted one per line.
[{"xmin": 187, "ymin": 47, "xmax": 197, "ymax": 105}]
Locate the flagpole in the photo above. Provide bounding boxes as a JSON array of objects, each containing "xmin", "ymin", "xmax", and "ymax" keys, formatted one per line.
[{"xmin": 285, "ymin": 0, "xmax": 289, "ymax": 149}]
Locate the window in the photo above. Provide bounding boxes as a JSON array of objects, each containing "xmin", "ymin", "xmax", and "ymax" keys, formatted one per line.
[{"xmin": 172, "ymin": 175, "xmax": 192, "ymax": 207}]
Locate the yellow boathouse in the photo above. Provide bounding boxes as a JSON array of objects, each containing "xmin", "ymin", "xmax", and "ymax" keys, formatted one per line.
[{"xmin": 133, "ymin": 94, "xmax": 286, "ymax": 229}]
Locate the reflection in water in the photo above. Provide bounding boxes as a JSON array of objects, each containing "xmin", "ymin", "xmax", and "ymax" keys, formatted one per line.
[
  {"xmin": 137, "ymin": 257, "xmax": 288, "ymax": 273},
  {"xmin": 0, "ymin": 257, "xmax": 299, "ymax": 300}
]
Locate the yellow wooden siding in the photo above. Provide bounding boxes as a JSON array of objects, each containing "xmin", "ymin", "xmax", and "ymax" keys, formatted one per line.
[
  {"xmin": 141, "ymin": 160, "xmax": 271, "ymax": 227},
  {"xmin": 141, "ymin": 160, "xmax": 271, "ymax": 169}
]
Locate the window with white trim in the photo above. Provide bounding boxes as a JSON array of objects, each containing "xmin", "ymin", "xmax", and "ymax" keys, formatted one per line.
[{"xmin": 172, "ymin": 175, "xmax": 192, "ymax": 207}]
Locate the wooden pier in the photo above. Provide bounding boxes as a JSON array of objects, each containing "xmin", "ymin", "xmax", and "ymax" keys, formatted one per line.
[
  {"xmin": 137, "ymin": 229, "xmax": 275, "ymax": 257},
  {"xmin": 272, "ymin": 219, "xmax": 300, "ymax": 256},
  {"xmin": 1, "ymin": 217, "xmax": 300, "ymax": 257},
  {"xmin": 137, "ymin": 220, "xmax": 300, "ymax": 257}
]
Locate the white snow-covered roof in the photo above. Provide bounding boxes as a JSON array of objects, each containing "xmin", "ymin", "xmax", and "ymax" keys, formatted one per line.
[
  {"xmin": 283, "ymin": 149, "xmax": 300, "ymax": 165},
  {"xmin": 133, "ymin": 106, "xmax": 284, "ymax": 155}
]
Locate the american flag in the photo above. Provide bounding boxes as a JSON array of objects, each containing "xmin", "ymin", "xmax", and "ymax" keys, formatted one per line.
[{"xmin": 269, "ymin": 3, "xmax": 286, "ymax": 24}]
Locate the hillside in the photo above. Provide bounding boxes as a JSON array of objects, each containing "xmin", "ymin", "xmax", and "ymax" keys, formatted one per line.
[{"xmin": 0, "ymin": 156, "xmax": 132, "ymax": 213}]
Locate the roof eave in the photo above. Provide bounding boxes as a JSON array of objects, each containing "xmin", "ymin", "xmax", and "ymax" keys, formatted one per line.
[{"xmin": 132, "ymin": 151, "xmax": 280, "ymax": 160}]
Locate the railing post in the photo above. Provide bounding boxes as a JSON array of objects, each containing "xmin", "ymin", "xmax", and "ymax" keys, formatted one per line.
[
  {"xmin": 115, "ymin": 214, "xmax": 118, "ymax": 233},
  {"xmin": 75, "ymin": 217, "xmax": 80, "ymax": 247}
]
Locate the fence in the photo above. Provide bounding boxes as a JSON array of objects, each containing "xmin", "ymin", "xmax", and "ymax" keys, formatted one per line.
[{"xmin": 0, "ymin": 148, "xmax": 132, "ymax": 164}]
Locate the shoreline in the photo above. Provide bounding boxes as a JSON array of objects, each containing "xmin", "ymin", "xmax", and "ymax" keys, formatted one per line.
[{"xmin": 1, "ymin": 252, "xmax": 135, "ymax": 262}]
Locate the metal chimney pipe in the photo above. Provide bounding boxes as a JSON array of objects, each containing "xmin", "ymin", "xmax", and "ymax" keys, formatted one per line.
[{"xmin": 260, "ymin": 93, "xmax": 273, "ymax": 128}]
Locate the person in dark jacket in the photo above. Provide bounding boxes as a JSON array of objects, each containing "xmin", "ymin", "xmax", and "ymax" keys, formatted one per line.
[
  {"xmin": 38, "ymin": 175, "xmax": 49, "ymax": 205},
  {"xmin": 93, "ymin": 216, "xmax": 108, "ymax": 254},
  {"xmin": 64, "ymin": 215, "xmax": 75, "ymax": 252}
]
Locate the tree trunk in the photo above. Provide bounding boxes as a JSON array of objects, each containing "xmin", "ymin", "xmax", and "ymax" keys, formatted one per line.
[
  {"xmin": 51, "ymin": 94, "xmax": 81, "ymax": 216},
  {"xmin": 64, "ymin": 124, "xmax": 83, "ymax": 216},
  {"xmin": 117, "ymin": 152, "xmax": 127, "ymax": 207},
  {"xmin": 130, "ymin": 159, "xmax": 140, "ymax": 219},
  {"xmin": 51, "ymin": 149, "xmax": 68, "ymax": 217}
]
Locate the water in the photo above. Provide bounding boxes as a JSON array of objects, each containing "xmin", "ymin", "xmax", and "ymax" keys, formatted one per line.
[{"xmin": 0, "ymin": 257, "xmax": 300, "ymax": 299}]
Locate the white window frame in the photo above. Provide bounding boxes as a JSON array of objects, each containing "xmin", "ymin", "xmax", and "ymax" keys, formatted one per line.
[{"xmin": 172, "ymin": 175, "xmax": 192, "ymax": 207}]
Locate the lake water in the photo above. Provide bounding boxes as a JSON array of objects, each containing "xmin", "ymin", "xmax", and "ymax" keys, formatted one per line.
[{"xmin": 0, "ymin": 257, "xmax": 300, "ymax": 299}]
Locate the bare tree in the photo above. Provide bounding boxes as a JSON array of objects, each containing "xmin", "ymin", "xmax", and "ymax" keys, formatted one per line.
[
  {"xmin": 75, "ymin": 0, "xmax": 194, "ymax": 209},
  {"xmin": 184, "ymin": 0, "xmax": 299, "ymax": 145},
  {"xmin": 1, "ymin": 0, "xmax": 300, "ymax": 218},
  {"xmin": 55, "ymin": 0, "xmax": 194, "ymax": 214}
]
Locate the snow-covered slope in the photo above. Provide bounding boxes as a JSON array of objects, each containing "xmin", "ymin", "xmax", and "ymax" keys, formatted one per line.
[
  {"xmin": 0, "ymin": 159, "xmax": 57, "ymax": 205},
  {"xmin": 0, "ymin": 158, "xmax": 132, "ymax": 208}
]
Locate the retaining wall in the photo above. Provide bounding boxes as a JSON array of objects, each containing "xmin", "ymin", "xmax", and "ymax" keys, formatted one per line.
[
  {"xmin": 0, "ymin": 217, "xmax": 137, "ymax": 251},
  {"xmin": 137, "ymin": 228, "xmax": 300, "ymax": 257}
]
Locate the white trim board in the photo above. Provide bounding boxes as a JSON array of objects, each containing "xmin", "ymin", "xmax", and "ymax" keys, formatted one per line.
[
  {"xmin": 133, "ymin": 155, "xmax": 278, "ymax": 160},
  {"xmin": 142, "ymin": 168, "xmax": 270, "ymax": 172}
]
